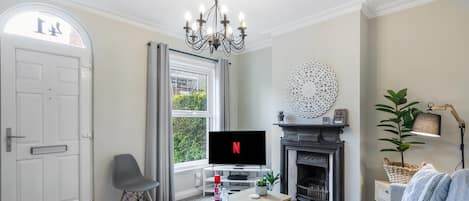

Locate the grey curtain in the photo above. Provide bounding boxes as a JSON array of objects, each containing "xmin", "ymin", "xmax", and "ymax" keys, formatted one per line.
[
  {"xmin": 145, "ymin": 42, "xmax": 175, "ymax": 201},
  {"xmin": 217, "ymin": 59, "xmax": 230, "ymax": 130}
]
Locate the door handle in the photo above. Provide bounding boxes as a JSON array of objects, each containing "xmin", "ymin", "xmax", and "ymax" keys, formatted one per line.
[{"xmin": 6, "ymin": 128, "xmax": 26, "ymax": 152}]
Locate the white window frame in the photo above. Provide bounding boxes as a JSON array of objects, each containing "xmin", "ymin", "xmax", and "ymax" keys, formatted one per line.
[{"xmin": 170, "ymin": 53, "xmax": 217, "ymax": 172}]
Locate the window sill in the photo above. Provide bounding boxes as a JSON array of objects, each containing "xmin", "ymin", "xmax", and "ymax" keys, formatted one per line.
[{"xmin": 174, "ymin": 159, "xmax": 209, "ymax": 173}]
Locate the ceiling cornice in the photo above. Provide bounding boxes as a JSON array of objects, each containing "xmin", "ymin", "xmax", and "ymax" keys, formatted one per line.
[
  {"xmin": 365, "ymin": 0, "xmax": 435, "ymax": 18},
  {"xmin": 56, "ymin": 0, "xmax": 436, "ymax": 55},
  {"xmin": 266, "ymin": 0, "xmax": 365, "ymax": 37},
  {"xmin": 55, "ymin": 0, "xmax": 184, "ymax": 40},
  {"xmin": 243, "ymin": 38, "xmax": 272, "ymax": 53}
]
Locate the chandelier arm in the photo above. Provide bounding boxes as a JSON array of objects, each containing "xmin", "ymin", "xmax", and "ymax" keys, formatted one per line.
[
  {"xmin": 230, "ymin": 39, "xmax": 245, "ymax": 51},
  {"xmin": 185, "ymin": 34, "xmax": 208, "ymax": 51},
  {"xmin": 185, "ymin": 35, "xmax": 205, "ymax": 47},
  {"xmin": 230, "ymin": 38, "xmax": 244, "ymax": 46},
  {"xmin": 205, "ymin": 4, "xmax": 216, "ymax": 23},
  {"xmin": 222, "ymin": 40, "xmax": 232, "ymax": 55},
  {"xmin": 220, "ymin": 40, "xmax": 231, "ymax": 57},
  {"xmin": 196, "ymin": 36, "xmax": 211, "ymax": 50}
]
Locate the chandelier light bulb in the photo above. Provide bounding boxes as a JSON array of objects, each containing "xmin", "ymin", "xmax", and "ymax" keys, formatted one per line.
[
  {"xmin": 184, "ymin": 12, "xmax": 192, "ymax": 22},
  {"xmin": 207, "ymin": 27, "xmax": 213, "ymax": 35},
  {"xmin": 241, "ymin": 21, "xmax": 247, "ymax": 28},
  {"xmin": 220, "ymin": 5, "xmax": 228, "ymax": 15},
  {"xmin": 227, "ymin": 26, "xmax": 233, "ymax": 36},
  {"xmin": 199, "ymin": 4, "xmax": 206, "ymax": 14},
  {"xmin": 192, "ymin": 22, "xmax": 198, "ymax": 31},
  {"xmin": 238, "ymin": 12, "xmax": 245, "ymax": 22}
]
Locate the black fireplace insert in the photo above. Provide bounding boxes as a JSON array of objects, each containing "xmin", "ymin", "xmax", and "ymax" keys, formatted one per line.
[{"xmin": 275, "ymin": 123, "xmax": 346, "ymax": 201}]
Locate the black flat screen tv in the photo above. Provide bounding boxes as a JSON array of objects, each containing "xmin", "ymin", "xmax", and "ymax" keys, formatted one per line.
[{"xmin": 209, "ymin": 131, "xmax": 266, "ymax": 165}]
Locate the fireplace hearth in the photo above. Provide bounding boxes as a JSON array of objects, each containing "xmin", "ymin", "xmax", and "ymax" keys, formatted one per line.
[{"xmin": 275, "ymin": 123, "xmax": 347, "ymax": 201}]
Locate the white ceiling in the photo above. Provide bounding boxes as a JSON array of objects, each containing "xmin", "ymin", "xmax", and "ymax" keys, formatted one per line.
[
  {"xmin": 0, "ymin": 0, "xmax": 433, "ymax": 51},
  {"xmin": 67, "ymin": 0, "xmax": 348, "ymax": 39},
  {"xmin": 64, "ymin": 0, "xmax": 433, "ymax": 50}
]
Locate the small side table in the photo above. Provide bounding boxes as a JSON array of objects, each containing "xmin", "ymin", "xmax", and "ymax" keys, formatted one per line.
[{"xmin": 375, "ymin": 180, "xmax": 390, "ymax": 201}]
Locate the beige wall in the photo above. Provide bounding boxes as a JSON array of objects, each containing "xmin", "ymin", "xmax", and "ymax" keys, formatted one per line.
[
  {"xmin": 237, "ymin": 11, "xmax": 364, "ymax": 201},
  {"xmin": 0, "ymin": 1, "xmax": 239, "ymax": 200},
  {"xmin": 236, "ymin": 2, "xmax": 469, "ymax": 201},
  {"xmin": 237, "ymin": 47, "xmax": 273, "ymax": 130},
  {"xmin": 364, "ymin": 0, "xmax": 469, "ymax": 200},
  {"xmin": 237, "ymin": 47, "xmax": 273, "ymax": 166},
  {"xmin": 69, "ymin": 6, "xmax": 174, "ymax": 201},
  {"xmin": 72, "ymin": 8, "xmax": 240, "ymax": 201},
  {"xmin": 359, "ymin": 12, "xmax": 370, "ymax": 200},
  {"xmin": 271, "ymin": 11, "xmax": 363, "ymax": 201}
]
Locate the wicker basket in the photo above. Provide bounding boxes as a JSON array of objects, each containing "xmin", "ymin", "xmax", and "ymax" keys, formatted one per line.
[{"xmin": 383, "ymin": 158, "xmax": 421, "ymax": 184}]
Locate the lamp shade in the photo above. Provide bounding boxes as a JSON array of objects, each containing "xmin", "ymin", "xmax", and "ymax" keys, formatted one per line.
[{"xmin": 411, "ymin": 112, "xmax": 442, "ymax": 137}]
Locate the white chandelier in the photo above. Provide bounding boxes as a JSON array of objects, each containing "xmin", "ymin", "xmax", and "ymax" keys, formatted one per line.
[{"xmin": 183, "ymin": 0, "xmax": 247, "ymax": 56}]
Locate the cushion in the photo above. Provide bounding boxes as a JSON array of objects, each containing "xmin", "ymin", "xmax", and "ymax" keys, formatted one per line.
[
  {"xmin": 418, "ymin": 173, "xmax": 444, "ymax": 201},
  {"xmin": 401, "ymin": 164, "xmax": 439, "ymax": 201},
  {"xmin": 445, "ymin": 169, "xmax": 469, "ymax": 201},
  {"xmin": 429, "ymin": 174, "xmax": 451, "ymax": 201}
]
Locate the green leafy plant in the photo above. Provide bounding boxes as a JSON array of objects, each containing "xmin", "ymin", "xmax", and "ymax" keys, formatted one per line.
[
  {"xmin": 256, "ymin": 178, "xmax": 267, "ymax": 187},
  {"xmin": 264, "ymin": 172, "xmax": 280, "ymax": 188},
  {"xmin": 375, "ymin": 88, "xmax": 424, "ymax": 167},
  {"xmin": 172, "ymin": 91, "xmax": 207, "ymax": 163}
]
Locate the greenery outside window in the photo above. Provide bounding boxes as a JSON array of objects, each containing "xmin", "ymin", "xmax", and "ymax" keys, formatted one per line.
[{"xmin": 170, "ymin": 53, "xmax": 216, "ymax": 171}]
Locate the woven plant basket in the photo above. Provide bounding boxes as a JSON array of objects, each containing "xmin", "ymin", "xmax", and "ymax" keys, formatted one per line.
[{"xmin": 383, "ymin": 158, "xmax": 421, "ymax": 184}]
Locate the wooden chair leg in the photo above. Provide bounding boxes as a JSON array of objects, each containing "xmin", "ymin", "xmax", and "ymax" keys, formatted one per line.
[
  {"xmin": 145, "ymin": 191, "xmax": 154, "ymax": 201},
  {"xmin": 120, "ymin": 190, "xmax": 126, "ymax": 201}
]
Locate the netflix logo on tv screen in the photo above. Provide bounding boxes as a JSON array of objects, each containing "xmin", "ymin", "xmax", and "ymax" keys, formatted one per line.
[{"xmin": 209, "ymin": 131, "xmax": 266, "ymax": 165}]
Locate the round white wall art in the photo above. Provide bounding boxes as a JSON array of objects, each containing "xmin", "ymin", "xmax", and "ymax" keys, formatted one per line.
[{"xmin": 287, "ymin": 60, "xmax": 338, "ymax": 119}]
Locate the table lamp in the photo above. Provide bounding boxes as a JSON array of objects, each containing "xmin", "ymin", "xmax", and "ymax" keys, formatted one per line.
[{"xmin": 411, "ymin": 104, "xmax": 466, "ymax": 168}]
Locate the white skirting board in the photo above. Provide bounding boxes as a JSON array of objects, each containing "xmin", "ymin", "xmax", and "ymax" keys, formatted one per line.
[{"xmin": 175, "ymin": 188, "xmax": 202, "ymax": 200}]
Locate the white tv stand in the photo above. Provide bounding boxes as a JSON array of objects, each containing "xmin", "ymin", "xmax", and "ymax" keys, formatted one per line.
[{"xmin": 202, "ymin": 165, "xmax": 271, "ymax": 196}]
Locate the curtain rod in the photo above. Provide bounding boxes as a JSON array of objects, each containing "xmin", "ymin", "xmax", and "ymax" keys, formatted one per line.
[
  {"xmin": 147, "ymin": 42, "xmax": 231, "ymax": 65},
  {"xmin": 169, "ymin": 48, "xmax": 218, "ymax": 63},
  {"xmin": 147, "ymin": 42, "xmax": 217, "ymax": 63}
]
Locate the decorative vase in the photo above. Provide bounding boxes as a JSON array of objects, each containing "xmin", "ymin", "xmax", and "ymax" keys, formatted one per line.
[{"xmin": 255, "ymin": 185, "xmax": 267, "ymax": 196}]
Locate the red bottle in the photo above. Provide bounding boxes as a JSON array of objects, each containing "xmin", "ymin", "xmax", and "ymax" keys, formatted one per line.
[{"xmin": 214, "ymin": 175, "xmax": 221, "ymax": 201}]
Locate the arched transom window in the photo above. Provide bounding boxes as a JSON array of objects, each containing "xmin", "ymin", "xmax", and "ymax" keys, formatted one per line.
[{"xmin": 3, "ymin": 11, "xmax": 86, "ymax": 48}]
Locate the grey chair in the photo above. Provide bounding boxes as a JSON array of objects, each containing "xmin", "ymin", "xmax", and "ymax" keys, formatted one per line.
[{"xmin": 113, "ymin": 154, "xmax": 159, "ymax": 201}]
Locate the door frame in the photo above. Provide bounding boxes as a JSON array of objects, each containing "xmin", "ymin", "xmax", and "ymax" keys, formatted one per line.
[{"xmin": 0, "ymin": 3, "xmax": 95, "ymax": 201}]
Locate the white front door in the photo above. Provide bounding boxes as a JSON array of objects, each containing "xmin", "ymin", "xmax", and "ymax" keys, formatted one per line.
[{"xmin": 1, "ymin": 36, "xmax": 93, "ymax": 201}]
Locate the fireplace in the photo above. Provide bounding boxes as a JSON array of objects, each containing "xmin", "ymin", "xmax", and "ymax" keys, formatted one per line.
[
  {"xmin": 275, "ymin": 123, "xmax": 346, "ymax": 201},
  {"xmin": 296, "ymin": 152, "xmax": 330, "ymax": 200}
]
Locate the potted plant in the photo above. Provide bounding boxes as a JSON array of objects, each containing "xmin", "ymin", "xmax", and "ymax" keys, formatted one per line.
[
  {"xmin": 375, "ymin": 88, "xmax": 424, "ymax": 183},
  {"xmin": 255, "ymin": 178, "xmax": 268, "ymax": 196},
  {"xmin": 264, "ymin": 172, "xmax": 280, "ymax": 191}
]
